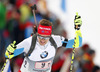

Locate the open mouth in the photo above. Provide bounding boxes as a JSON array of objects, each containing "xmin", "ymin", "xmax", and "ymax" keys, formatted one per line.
[{"xmin": 40, "ymin": 40, "xmax": 45, "ymax": 44}]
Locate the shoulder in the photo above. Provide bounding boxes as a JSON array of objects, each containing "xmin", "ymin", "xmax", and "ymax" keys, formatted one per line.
[
  {"xmin": 16, "ymin": 36, "xmax": 33, "ymax": 53},
  {"xmin": 51, "ymin": 34, "xmax": 65, "ymax": 47},
  {"xmin": 23, "ymin": 36, "xmax": 32, "ymax": 43},
  {"xmin": 17, "ymin": 36, "xmax": 32, "ymax": 47},
  {"xmin": 51, "ymin": 34, "xmax": 65, "ymax": 41}
]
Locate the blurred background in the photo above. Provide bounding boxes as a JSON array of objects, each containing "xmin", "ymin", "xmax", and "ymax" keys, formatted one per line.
[{"xmin": 0, "ymin": 0, "xmax": 100, "ymax": 72}]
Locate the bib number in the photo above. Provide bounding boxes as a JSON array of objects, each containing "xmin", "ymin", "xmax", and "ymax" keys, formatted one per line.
[
  {"xmin": 35, "ymin": 60, "xmax": 51, "ymax": 69},
  {"xmin": 24, "ymin": 60, "xmax": 27, "ymax": 68}
]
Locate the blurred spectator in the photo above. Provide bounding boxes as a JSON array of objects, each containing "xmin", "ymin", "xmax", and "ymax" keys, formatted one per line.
[
  {"xmin": 13, "ymin": 56, "xmax": 24, "ymax": 72},
  {"xmin": 9, "ymin": 0, "xmax": 16, "ymax": 5},
  {"xmin": 92, "ymin": 65, "xmax": 100, "ymax": 72},
  {"xmin": 0, "ymin": 2, "xmax": 6, "ymax": 30},
  {"xmin": 19, "ymin": 4, "xmax": 31, "ymax": 23},
  {"xmin": 0, "ymin": 1, "xmax": 7, "ymax": 58},
  {"xmin": 52, "ymin": 18, "xmax": 67, "ymax": 37},
  {"xmin": 37, "ymin": 0, "xmax": 49, "ymax": 15},
  {"xmin": 24, "ymin": 21, "xmax": 33, "ymax": 38},
  {"xmin": 52, "ymin": 48, "xmax": 72, "ymax": 72},
  {"xmin": 72, "ymin": 44, "xmax": 90, "ymax": 71},
  {"xmin": 57, "ymin": 43, "xmax": 97, "ymax": 72},
  {"xmin": 6, "ymin": 8, "xmax": 24, "ymax": 44},
  {"xmin": 82, "ymin": 49, "xmax": 95, "ymax": 72},
  {"xmin": 15, "ymin": 0, "xmax": 24, "ymax": 9}
]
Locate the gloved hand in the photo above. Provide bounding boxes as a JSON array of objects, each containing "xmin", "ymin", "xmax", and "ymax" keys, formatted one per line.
[
  {"xmin": 74, "ymin": 12, "xmax": 82, "ymax": 30},
  {"xmin": 5, "ymin": 41, "xmax": 16, "ymax": 59}
]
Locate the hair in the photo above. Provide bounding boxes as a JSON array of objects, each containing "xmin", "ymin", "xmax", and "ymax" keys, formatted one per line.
[
  {"xmin": 88, "ymin": 49, "xmax": 95, "ymax": 55},
  {"xmin": 92, "ymin": 65, "xmax": 100, "ymax": 72},
  {"xmin": 39, "ymin": 19, "xmax": 52, "ymax": 26}
]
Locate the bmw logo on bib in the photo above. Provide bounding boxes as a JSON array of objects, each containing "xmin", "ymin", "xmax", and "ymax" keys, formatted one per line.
[{"xmin": 40, "ymin": 51, "xmax": 48, "ymax": 59}]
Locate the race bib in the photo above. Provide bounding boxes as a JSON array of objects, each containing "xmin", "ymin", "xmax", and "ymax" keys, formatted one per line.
[{"xmin": 35, "ymin": 60, "xmax": 52, "ymax": 69}]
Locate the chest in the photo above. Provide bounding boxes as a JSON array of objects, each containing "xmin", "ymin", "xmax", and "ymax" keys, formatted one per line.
[{"xmin": 28, "ymin": 42, "xmax": 56, "ymax": 61}]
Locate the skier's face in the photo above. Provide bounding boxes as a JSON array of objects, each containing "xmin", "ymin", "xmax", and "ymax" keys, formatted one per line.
[{"xmin": 37, "ymin": 34, "xmax": 51, "ymax": 46}]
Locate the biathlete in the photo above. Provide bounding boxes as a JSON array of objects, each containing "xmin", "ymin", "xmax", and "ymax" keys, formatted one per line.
[{"xmin": 4, "ymin": 13, "xmax": 82, "ymax": 72}]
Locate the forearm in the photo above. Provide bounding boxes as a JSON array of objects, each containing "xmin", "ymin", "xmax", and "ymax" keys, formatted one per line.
[
  {"xmin": 5, "ymin": 47, "xmax": 24, "ymax": 59},
  {"xmin": 5, "ymin": 39, "xmax": 28, "ymax": 59},
  {"xmin": 62, "ymin": 30, "xmax": 82, "ymax": 48}
]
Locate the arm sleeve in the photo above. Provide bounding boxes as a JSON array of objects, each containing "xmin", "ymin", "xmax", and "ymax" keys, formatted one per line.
[
  {"xmin": 51, "ymin": 35, "xmax": 65, "ymax": 48},
  {"xmin": 62, "ymin": 30, "xmax": 82, "ymax": 48},
  {"xmin": 12, "ymin": 37, "xmax": 32, "ymax": 57}
]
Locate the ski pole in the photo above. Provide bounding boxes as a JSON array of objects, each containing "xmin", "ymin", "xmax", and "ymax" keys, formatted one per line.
[
  {"xmin": 70, "ymin": 37, "xmax": 76, "ymax": 72},
  {"xmin": 70, "ymin": 12, "xmax": 80, "ymax": 72},
  {"xmin": 31, "ymin": 4, "xmax": 37, "ymax": 26},
  {"xmin": 30, "ymin": 4, "xmax": 38, "ymax": 34},
  {"xmin": 1, "ymin": 41, "xmax": 16, "ymax": 72},
  {"xmin": 1, "ymin": 59, "xmax": 9, "ymax": 72}
]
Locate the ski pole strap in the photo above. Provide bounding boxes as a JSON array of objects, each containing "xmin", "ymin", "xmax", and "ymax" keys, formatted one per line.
[{"xmin": 25, "ymin": 34, "xmax": 37, "ymax": 57}]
